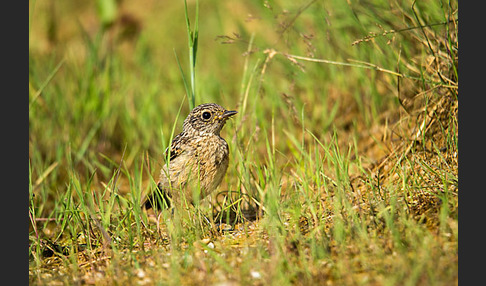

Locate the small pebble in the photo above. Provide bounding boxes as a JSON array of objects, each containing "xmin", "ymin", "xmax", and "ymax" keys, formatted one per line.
[{"xmin": 250, "ymin": 270, "xmax": 261, "ymax": 279}]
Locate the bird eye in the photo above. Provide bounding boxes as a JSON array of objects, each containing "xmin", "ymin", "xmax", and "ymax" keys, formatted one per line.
[{"xmin": 202, "ymin": 111, "xmax": 212, "ymax": 120}]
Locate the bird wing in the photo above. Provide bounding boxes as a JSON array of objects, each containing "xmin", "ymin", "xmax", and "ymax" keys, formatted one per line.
[{"xmin": 164, "ymin": 132, "xmax": 187, "ymax": 161}]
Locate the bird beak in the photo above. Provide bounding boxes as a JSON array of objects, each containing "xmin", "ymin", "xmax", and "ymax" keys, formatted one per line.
[{"xmin": 222, "ymin": 110, "xmax": 238, "ymax": 119}]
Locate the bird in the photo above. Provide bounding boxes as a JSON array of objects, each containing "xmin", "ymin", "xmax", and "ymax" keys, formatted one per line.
[{"xmin": 142, "ymin": 103, "xmax": 238, "ymax": 210}]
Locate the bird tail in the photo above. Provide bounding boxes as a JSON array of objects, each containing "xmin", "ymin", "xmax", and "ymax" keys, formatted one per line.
[{"xmin": 142, "ymin": 182, "xmax": 172, "ymax": 210}]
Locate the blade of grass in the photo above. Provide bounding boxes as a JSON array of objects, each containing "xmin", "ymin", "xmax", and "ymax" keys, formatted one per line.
[
  {"xmin": 174, "ymin": 50, "xmax": 191, "ymax": 108},
  {"xmin": 29, "ymin": 58, "xmax": 65, "ymax": 109},
  {"xmin": 183, "ymin": 0, "xmax": 199, "ymax": 109}
]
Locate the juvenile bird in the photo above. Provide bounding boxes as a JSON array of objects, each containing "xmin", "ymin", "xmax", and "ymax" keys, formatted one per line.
[{"xmin": 143, "ymin": 103, "xmax": 237, "ymax": 210}]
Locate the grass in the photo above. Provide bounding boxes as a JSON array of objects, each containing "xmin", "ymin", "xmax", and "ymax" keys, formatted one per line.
[{"xmin": 29, "ymin": 0, "xmax": 458, "ymax": 284}]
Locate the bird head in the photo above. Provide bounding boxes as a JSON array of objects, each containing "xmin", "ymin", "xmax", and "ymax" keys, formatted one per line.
[{"xmin": 183, "ymin": 103, "xmax": 238, "ymax": 135}]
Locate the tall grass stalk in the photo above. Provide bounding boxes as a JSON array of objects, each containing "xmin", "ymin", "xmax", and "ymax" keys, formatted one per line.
[{"xmin": 180, "ymin": 0, "xmax": 199, "ymax": 109}]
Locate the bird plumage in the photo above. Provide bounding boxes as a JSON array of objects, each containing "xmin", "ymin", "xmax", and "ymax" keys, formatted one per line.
[{"xmin": 142, "ymin": 103, "xmax": 237, "ymax": 210}]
